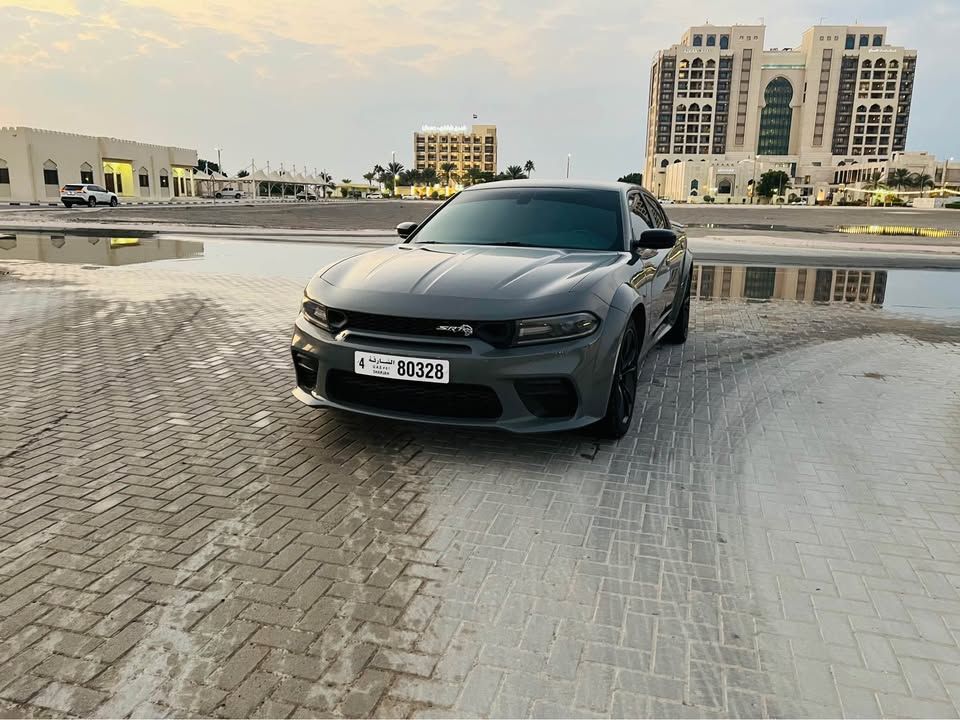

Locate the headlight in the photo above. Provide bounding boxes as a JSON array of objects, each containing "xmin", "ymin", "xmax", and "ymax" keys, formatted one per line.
[
  {"xmin": 515, "ymin": 312, "xmax": 600, "ymax": 345},
  {"xmin": 301, "ymin": 294, "xmax": 330, "ymax": 330}
]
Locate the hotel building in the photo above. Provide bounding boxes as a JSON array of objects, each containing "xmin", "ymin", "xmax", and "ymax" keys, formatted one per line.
[
  {"xmin": 413, "ymin": 124, "xmax": 497, "ymax": 177},
  {"xmin": 643, "ymin": 24, "xmax": 917, "ymax": 202}
]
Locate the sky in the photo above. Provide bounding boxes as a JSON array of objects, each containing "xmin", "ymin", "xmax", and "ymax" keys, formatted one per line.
[{"xmin": 1, "ymin": 0, "xmax": 958, "ymax": 181}]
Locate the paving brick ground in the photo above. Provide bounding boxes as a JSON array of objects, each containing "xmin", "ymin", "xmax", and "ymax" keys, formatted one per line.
[{"xmin": 1, "ymin": 259, "xmax": 960, "ymax": 718}]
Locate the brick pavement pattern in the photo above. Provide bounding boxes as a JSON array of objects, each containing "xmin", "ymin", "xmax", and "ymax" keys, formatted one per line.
[{"xmin": 1, "ymin": 259, "xmax": 960, "ymax": 718}]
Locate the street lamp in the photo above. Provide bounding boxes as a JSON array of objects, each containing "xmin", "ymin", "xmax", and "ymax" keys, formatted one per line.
[
  {"xmin": 942, "ymin": 156, "xmax": 954, "ymax": 195},
  {"xmin": 566, "ymin": 153, "xmax": 571, "ymax": 179},
  {"xmin": 392, "ymin": 150, "xmax": 399, "ymax": 196}
]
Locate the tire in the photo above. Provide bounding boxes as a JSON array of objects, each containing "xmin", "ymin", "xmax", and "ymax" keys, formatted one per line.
[
  {"xmin": 215, "ymin": 193, "xmax": 222, "ymax": 199},
  {"xmin": 663, "ymin": 269, "xmax": 692, "ymax": 345},
  {"xmin": 87, "ymin": 196, "xmax": 96, "ymax": 207},
  {"xmin": 234, "ymin": 194, "xmax": 241, "ymax": 199},
  {"xmin": 594, "ymin": 319, "xmax": 641, "ymax": 439},
  {"xmin": 109, "ymin": 196, "xmax": 118, "ymax": 207},
  {"xmin": 62, "ymin": 201, "xmax": 72, "ymax": 208}
]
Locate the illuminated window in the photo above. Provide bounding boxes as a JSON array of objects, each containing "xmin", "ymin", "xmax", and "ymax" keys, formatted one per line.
[
  {"xmin": 159, "ymin": 169, "xmax": 169, "ymax": 188},
  {"xmin": 80, "ymin": 162, "xmax": 93, "ymax": 184}
]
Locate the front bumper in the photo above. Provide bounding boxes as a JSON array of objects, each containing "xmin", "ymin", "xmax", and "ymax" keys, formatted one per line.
[{"xmin": 290, "ymin": 310, "xmax": 626, "ymax": 433}]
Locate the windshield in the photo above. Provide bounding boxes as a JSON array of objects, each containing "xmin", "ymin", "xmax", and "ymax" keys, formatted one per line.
[{"xmin": 411, "ymin": 187, "xmax": 624, "ymax": 251}]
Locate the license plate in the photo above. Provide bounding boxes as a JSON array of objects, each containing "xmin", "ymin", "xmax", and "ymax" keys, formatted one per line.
[{"xmin": 354, "ymin": 352, "xmax": 449, "ymax": 384}]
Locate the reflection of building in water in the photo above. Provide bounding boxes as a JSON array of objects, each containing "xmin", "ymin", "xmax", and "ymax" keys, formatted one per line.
[
  {"xmin": 692, "ymin": 265, "xmax": 887, "ymax": 305},
  {"xmin": 0, "ymin": 233, "xmax": 203, "ymax": 266}
]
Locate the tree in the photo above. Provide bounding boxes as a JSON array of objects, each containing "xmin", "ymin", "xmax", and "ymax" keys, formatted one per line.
[
  {"xmin": 911, "ymin": 172, "xmax": 934, "ymax": 197},
  {"xmin": 864, "ymin": 170, "xmax": 885, "ymax": 191},
  {"xmin": 341, "ymin": 178, "xmax": 352, "ymax": 184},
  {"xmin": 422, "ymin": 167, "xmax": 438, "ymax": 185},
  {"xmin": 618, "ymin": 172, "xmax": 644, "ymax": 185},
  {"xmin": 363, "ymin": 172, "xmax": 375, "ymax": 185},
  {"xmin": 196, "ymin": 158, "xmax": 221, "ymax": 175},
  {"xmin": 887, "ymin": 168, "xmax": 911, "ymax": 191},
  {"xmin": 756, "ymin": 170, "xmax": 791, "ymax": 199},
  {"xmin": 505, "ymin": 165, "xmax": 526, "ymax": 179},
  {"xmin": 236, "ymin": 169, "xmax": 249, "ymax": 178},
  {"xmin": 463, "ymin": 167, "xmax": 496, "ymax": 186},
  {"xmin": 523, "ymin": 160, "xmax": 535, "ymax": 179},
  {"xmin": 372, "ymin": 164, "xmax": 385, "ymax": 191},
  {"xmin": 440, "ymin": 162, "xmax": 457, "ymax": 186}
]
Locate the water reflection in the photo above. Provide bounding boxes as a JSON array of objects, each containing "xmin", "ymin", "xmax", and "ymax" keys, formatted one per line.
[
  {"xmin": 693, "ymin": 264, "xmax": 887, "ymax": 305},
  {"xmin": 0, "ymin": 232, "xmax": 203, "ymax": 266}
]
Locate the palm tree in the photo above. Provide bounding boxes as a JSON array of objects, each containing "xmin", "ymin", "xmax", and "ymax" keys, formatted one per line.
[
  {"xmin": 887, "ymin": 168, "xmax": 911, "ymax": 192},
  {"xmin": 440, "ymin": 162, "xmax": 456, "ymax": 186},
  {"xmin": 865, "ymin": 170, "xmax": 885, "ymax": 191},
  {"xmin": 911, "ymin": 172, "xmax": 934, "ymax": 197},
  {"xmin": 341, "ymin": 178, "xmax": 352, "ymax": 184},
  {"xmin": 505, "ymin": 165, "xmax": 526, "ymax": 179},
  {"xmin": 386, "ymin": 161, "xmax": 404, "ymax": 195},
  {"xmin": 318, "ymin": 171, "xmax": 333, "ymax": 198},
  {"xmin": 363, "ymin": 172, "xmax": 375, "ymax": 187},
  {"xmin": 523, "ymin": 160, "xmax": 535, "ymax": 179},
  {"xmin": 372, "ymin": 164, "xmax": 385, "ymax": 191}
]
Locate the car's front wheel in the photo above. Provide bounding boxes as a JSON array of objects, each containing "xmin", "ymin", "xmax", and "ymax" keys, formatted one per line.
[
  {"xmin": 663, "ymin": 269, "xmax": 692, "ymax": 345},
  {"xmin": 595, "ymin": 320, "xmax": 640, "ymax": 439},
  {"xmin": 109, "ymin": 196, "xmax": 118, "ymax": 207},
  {"xmin": 234, "ymin": 193, "xmax": 241, "ymax": 199},
  {"xmin": 215, "ymin": 193, "xmax": 222, "ymax": 199}
]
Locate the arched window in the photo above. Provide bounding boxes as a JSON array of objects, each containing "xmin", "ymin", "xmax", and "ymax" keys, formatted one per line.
[
  {"xmin": 679, "ymin": 59, "xmax": 689, "ymax": 69},
  {"xmin": 883, "ymin": 105, "xmax": 894, "ymax": 113},
  {"xmin": 875, "ymin": 58, "xmax": 886, "ymax": 68},
  {"xmin": 159, "ymin": 168, "xmax": 170, "ymax": 189},
  {"xmin": 138, "ymin": 167, "xmax": 150, "ymax": 189},
  {"xmin": 873, "ymin": 34, "xmax": 882, "ymax": 46},
  {"xmin": 674, "ymin": 159, "xmax": 681, "ymax": 163},
  {"xmin": 42, "ymin": 159, "xmax": 59, "ymax": 186},
  {"xmin": 889, "ymin": 59, "xmax": 899, "ymax": 68},
  {"xmin": 869, "ymin": 103, "xmax": 881, "ymax": 112},
  {"xmin": 862, "ymin": 59, "xmax": 872, "ymax": 69},
  {"xmin": 702, "ymin": 104, "xmax": 712, "ymax": 112},
  {"xmin": 856, "ymin": 105, "xmax": 867, "ymax": 113},
  {"xmin": 689, "ymin": 103, "xmax": 700, "ymax": 112},
  {"xmin": 706, "ymin": 35, "xmax": 716, "ymax": 47},
  {"xmin": 692, "ymin": 58, "xmax": 703, "ymax": 68},
  {"xmin": 80, "ymin": 162, "xmax": 93, "ymax": 184},
  {"xmin": 690, "ymin": 179, "xmax": 699, "ymax": 190},
  {"xmin": 757, "ymin": 78, "xmax": 793, "ymax": 155},
  {"xmin": 0, "ymin": 158, "xmax": 9, "ymax": 198},
  {"xmin": 660, "ymin": 159, "xmax": 669, "ymax": 168},
  {"xmin": 706, "ymin": 59, "xmax": 716, "ymax": 68},
  {"xmin": 717, "ymin": 179, "xmax": 732, "ymax": 194},
  {"xmin": 720, "ymin": 35, "xmax": 729, "ymax": 50},
  {"xmin": 676, "ymin": 104, "xmax": 687, "ymax": 112},
  {"xmin": 692, "ymin": 34, "xmax": 702, "ymax": 46}
]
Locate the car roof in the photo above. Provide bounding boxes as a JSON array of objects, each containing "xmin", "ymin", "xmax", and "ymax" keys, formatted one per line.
[{"xmin": 460, "ymin": 179, "xmax": 639, "ymax": 194}]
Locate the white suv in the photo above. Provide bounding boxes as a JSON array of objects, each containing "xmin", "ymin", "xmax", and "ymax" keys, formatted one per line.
[
  {"xmin": 215, "ymin": 187, "xmax": 245, "ymax": 199},
  {"xmin": 61, "ymin": 184, "xmax": 119, "ymax": 208}
]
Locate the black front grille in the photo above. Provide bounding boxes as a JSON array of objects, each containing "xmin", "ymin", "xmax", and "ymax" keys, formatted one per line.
[
  {"xmin": 515, "ymin": 378, "xmax": 578, "ymax": 419},
  {"xmin": 326, "ymin": 370, "xmax": 502, "ymax": 420},
  {"xmin": 334, "ymin": 309, "xmax": 515, "ymax": 347}
]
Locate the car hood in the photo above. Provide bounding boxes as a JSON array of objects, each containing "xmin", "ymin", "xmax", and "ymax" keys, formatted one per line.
[
  {"xmin": 317, "ymin": 244, "xmax": 619, "ymax": 299},
  {"xmin": 308, "ymin": 244, "xmax": 623, "ymax": 319}
]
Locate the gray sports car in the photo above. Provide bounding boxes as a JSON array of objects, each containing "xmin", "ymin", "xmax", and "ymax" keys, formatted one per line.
[{"xmin": 291, "ymin": 180, "xmax": 693, "ymax": 437}]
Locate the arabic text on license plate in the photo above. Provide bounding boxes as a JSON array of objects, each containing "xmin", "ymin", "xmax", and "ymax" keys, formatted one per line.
[{"xmin": 354, "ymin": 352, "xmax": 449, "ymax": 384}]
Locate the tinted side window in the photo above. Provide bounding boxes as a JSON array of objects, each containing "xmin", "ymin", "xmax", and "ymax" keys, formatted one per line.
[
  {"xmin": 643, "ymin": 194, "xmax": 669, "ymax": 229},
  {"xmin": 628, "ymin": 192, "xmax": 652, "ymax": 238}
]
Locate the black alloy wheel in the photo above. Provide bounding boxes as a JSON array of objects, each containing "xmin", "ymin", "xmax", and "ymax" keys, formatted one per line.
[{"xmin": 596, "ymin": 321, "xmax": 640, "ymax": 438}]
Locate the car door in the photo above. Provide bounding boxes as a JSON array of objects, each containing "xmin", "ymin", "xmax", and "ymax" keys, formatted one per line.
[
  {"xmin": 642, "ymin": 192, "xmax": 683, "ymax": 323},
  {"xmin": 626, "ymin": 190, "xmax": 670, "ymax": 325}
]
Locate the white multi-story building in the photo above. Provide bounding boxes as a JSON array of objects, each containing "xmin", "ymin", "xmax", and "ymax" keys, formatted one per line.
[
  {"xmin": 644, "ymin": 24, "xmax": 917, "ymax": 202},
  {"xmin": 0, "ymin": 127, "xmax": 198, "ymax": 204}
]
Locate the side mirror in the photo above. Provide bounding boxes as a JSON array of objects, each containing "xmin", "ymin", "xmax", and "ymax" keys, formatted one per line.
[
  {"xmin": 396, "ymin": 221, "xmax": 418, "ymax": 239},
  {"xmin": 632, "ymin": 228, "xmax": 677, "ymax": 252}
]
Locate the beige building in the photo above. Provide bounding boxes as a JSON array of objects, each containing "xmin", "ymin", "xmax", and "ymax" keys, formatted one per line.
[
  {"xmin": 644, "ymin": 24, "xmax": 917, "ymax": 202},
  {"xmin": 0, "ymin": 126, "xmax": 198, "ymax": 204},
  {"xmin": 413, "ymin": 124, "xmax": 497, "ymax": 178},
  {"xmin": 693, "ymin": 264, "xmax": 887, "ymax": 305}
]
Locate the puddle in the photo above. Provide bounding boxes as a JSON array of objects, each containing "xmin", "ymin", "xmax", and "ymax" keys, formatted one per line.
[
  {"xmin": 694, "ymin": 263, "xmax": 960, "ymax": 321},
  {"xmin": 2, "ymin": 233, "xmax": 958, "ymax": 321},
  {"xmin": 0, "ymin": 232, "xmax": 373, "ymax": 282}
]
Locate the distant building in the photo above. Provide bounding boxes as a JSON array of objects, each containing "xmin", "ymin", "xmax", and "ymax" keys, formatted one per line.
[
  {"xmin": 644, "ymin": 24, "xmax": 917, "ymax": 202},
  {"xmin": 0, "ymin": 127, "xmax": 198, "ymax": 203},
  {"xmin": 413, "ymin": 124, "xmax": 497, "ymax": 178}
]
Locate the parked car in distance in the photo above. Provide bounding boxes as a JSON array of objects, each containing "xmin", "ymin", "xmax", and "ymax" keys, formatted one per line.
[
  {"xmin": 659, "ymin": 198, "xmax": 674, "ymax": 204},
  {"xmin": 367, "ymin": 193, "xmax": 383, "ymax": 199},
  {"xmin": 215, "ymin": 187, "xmax": 245, "ymax": 199},
  {"xmin": 291, "ymin": 180, "xmax": 693, "ymax": 439},
  {"xmin": 296, "ymin": 191, "xmax": 318, "ymax": 201},
  {"xmin": 60, "ymin": 184, "xmax": 118, "ymax": 208}
]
